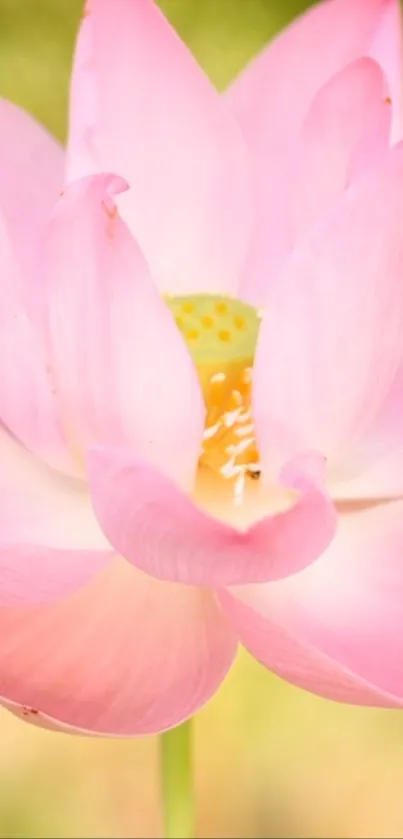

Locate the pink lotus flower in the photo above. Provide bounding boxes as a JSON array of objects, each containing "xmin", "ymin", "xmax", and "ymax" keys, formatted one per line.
[{"xmin": 0, "ymin": 0, "xmax": 402, "ymax": 735}]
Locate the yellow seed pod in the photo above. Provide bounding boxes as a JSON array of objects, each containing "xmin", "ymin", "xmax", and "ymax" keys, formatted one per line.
[{"xmin": 166, "ymin": 294, "xmax": 261, "ymax": 421}]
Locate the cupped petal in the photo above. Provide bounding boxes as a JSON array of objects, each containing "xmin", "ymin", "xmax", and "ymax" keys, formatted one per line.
[
  {"xmin": 253, "ymin": 146, "xmax": 403, "ymax": 481},
  {"xmin": 66, "ymin": 0, "xmax": 251, "ymax": 296},
  {"xmin": 43, "ymin": 174, "xmax": 204, "ymax": 488},
  {"xmin": 0, "ymin": 426, "xmax": 112, "ymax": 606},
  {"xmin": 220, "ymin": 499, "xmax": 403, "ymax": 707},
  {"xmin": 0, "ymin": 559, "xmax": 237, "ymax": 736},
  {"xmin": 0, "ymin": 99, "xmax": 64, "ymax": 278},
  {"xmin": 87, "ymin": 446, "xmax": 336, "ymax": 587},
  {"xmin": 293, "ymin": 58, "xmax": 391, "ymax": 238},
  {"xmin": 226, "ymin": 0, "xmax": 401, "ymax": 305}
]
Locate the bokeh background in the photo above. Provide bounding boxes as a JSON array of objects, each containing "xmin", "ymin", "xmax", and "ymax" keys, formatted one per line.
[{"xmin": 0, "ymin": 1, "xmax": 402, "ymax": 837}]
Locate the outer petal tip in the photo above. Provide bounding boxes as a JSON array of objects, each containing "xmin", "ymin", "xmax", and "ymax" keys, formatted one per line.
[{"xmin": 55, "ymin": 172, "xmax": 128, "ymax": 209}]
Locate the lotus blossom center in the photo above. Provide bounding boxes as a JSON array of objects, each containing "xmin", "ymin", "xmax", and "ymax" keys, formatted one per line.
[{"xmin": 167, "ymin": 294, "xmax": 262, "ymax": 506}]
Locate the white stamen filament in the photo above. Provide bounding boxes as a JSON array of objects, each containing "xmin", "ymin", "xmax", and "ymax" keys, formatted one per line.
[{"xmin": 200, "ymin": 376, "xmax": 261, "ymax": 505}]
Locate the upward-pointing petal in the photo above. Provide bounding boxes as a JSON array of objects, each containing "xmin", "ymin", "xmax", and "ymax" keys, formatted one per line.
[
  {"xmin": 293, "ymin": 58, "xmax": 391, "ymax": 239},
  {"xmin": 67, "ymin": 0, "xmax": 251, "ymax": 296},
  {"xmin": 0, "ymin": 99, "xmax": 64, "ymax": 279},
  {"xmin": 0, "ymin": 203, "xmax": 74, "ymax": 473},
  {"xmin": 43, "ymin": 174, "xmax": 204, "ymax": 488},
  {"xmin": 253, "ymin": 146, "xmax": 403, "ymax": 481},
  {"xmin": 367, "ymin": 0, "xmax": 403, "ymax": 142},
  {"xmin": 226, "ymin": 0, "xmax": 401, "ymax": 305}
]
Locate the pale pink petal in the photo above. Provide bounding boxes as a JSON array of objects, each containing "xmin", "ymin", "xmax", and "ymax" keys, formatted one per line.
[
  {"xmin": 226, "ymin": 0, "xmax": 400, "ymax": 305},
  {"xmin": 44, "ymin": 174, "xmax": 204, "ymax": 488},
  {"xmin": 87, "ymin": 446, "xmax": 336, "ymax": 587},
  {"xmin": 329, "ymin": 362, "xmax": 403, "ymax": 499},
  {"xmin": 0, "ymin": 559, "xmax": 237, "ymax": 735},
  {"xmin": 66, "ymin": 0, "xmax": 251, "ymax": 296},
  {"xmin": 0, "ymin": 101, "xmax": 68, "ymax": 474},
  {"xmin": 220, "ymin": 591, "xmax": 403, "ymax": 708},
  {"xmin": 0, "ymin": 207, "xmax": 74, "ymax": 474},
  {"xmin": 253, "ymin": 146, "xmax": 403, "ymax": 480},
  {"xmin": 367, "ymin": 0, "xmax": 403, "ymax": 142},
  {"xmin": 0, "ymin": 545, "xmax": 112, "ymax": 609},
  {"xmin": 0, "ymin": 99, "xmax": 63, "ymax": 278},
  {"xmin": 293, "ymin": 59, "xmax": 391, "ymax": 238},
  {"xmin": 0, "ymin": 426, "xmax": 112, "ymax": 606},
  {"xmin": 220, "ymin": 500, "xmax": 403, "ymax": 706},
  {"xmin": 66, "ymin": 10, "xmax": 99, "ymax": 183}
]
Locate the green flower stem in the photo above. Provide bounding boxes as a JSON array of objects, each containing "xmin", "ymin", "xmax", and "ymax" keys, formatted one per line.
[{"xmin": 160, "ymin": 719, "xmax": 195, "ymax": 839}]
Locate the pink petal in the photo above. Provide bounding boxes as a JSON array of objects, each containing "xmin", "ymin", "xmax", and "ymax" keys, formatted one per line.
[
  {"xmin": 87, "ymin": 446, "xmax": 336, "ymax": 587},
  {"xmin": 368, "ymin": 0, "xmax": 403, "ymax": 142},
  {"xmin": 0, "ymin": 105, "xmax": 72, "ymax": 472},
  {"xmin": 293, "ymin": 59, "xmax": 391, "ymax": 239},
  {"xmin": 66, "ymin": 0, "xmax": 251, "ymax": 296},
  {"xmin": 0, "ymin": 559, "xmax": 237, "ymax": 735},
  {"xmin": 43, "ymin": 174, "xmax": 204, "ymax": 488},
  {"xmin": 253, "ymin": 146, "xmax": 403, "ymax": 481},
  {"xmin": 0, "ymin": 206, "xmax": 74, "ymax": 474},
  {"xmin": 220, "ymin": 499, "xmax": 403, "ymax": 707},
  {"xmin": 329, "ymin": 362, "xmax": 403, "ymax": 499},
  {"xmin": 0, "ymin": 426, "xmax": 112, "ymax": 606},
  {"xmin": 220, "ymin": 591, "xmax": 403, "ymax": 708},
  {"xmin": 0, "ymin": 99, "xmax": 64, "ymax": 278},
  {"xmin": 66, "ymin": 10, "xmax": 99, "ymax": 183},
  {"xmin": 226, "ymin": 0, "xmax": 400, "ymax": 305}
]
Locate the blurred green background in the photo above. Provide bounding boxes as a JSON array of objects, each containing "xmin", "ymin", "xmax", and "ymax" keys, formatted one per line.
[{"xmin": 1, "ymin": 1, "xmax": 403, "ymax": 837}]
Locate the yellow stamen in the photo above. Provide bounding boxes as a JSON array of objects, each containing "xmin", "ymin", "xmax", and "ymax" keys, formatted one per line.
[{"xmin": 166, "ymin": 293, "xmax": 262, "ymax": 506}]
